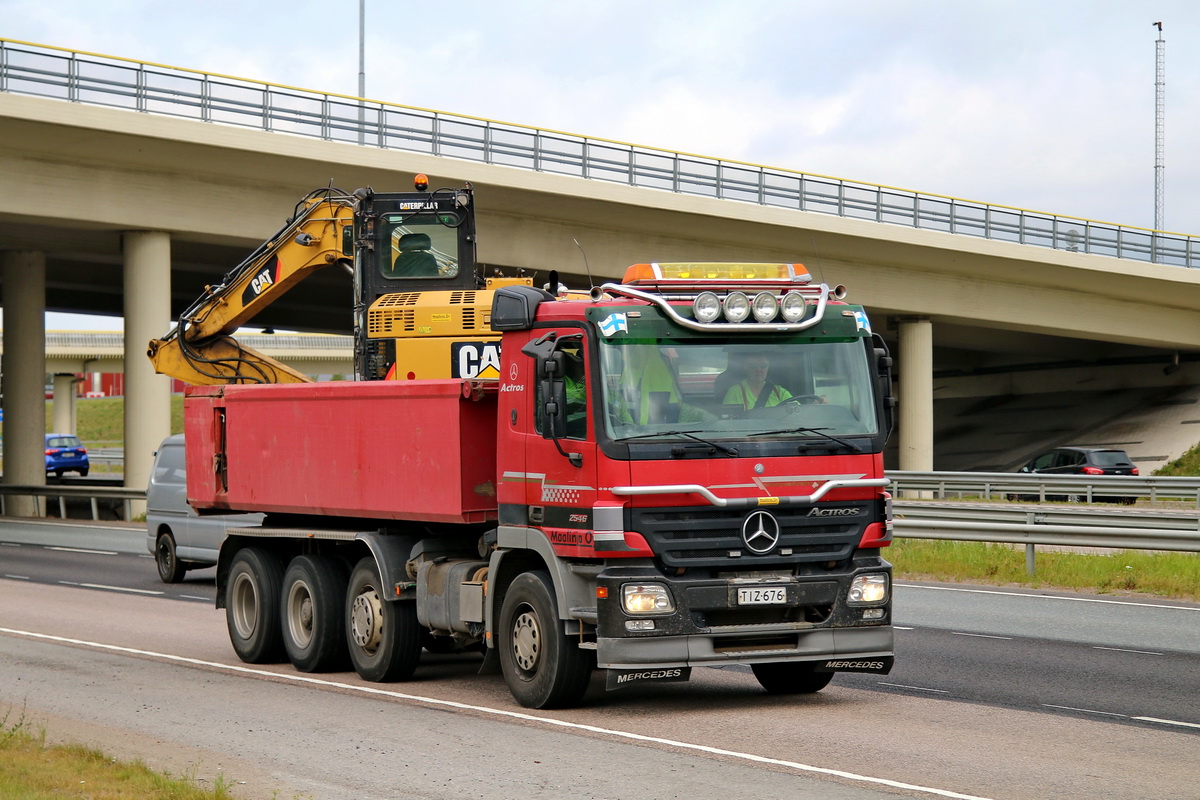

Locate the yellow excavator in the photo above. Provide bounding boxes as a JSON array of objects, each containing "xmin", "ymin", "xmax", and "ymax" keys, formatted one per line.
[{"xmin": 147, "ymin": 176, "xmax": 532, "ymax": 385}]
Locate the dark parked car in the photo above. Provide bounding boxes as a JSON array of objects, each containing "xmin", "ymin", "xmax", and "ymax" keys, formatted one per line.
[
  {"xmin": 45, "ymin": 433, "xmax": 89, "ymax": 477},
  {"xmin": 1013, "ymin": 446, "xmax": 1138, "ymax": 504}
]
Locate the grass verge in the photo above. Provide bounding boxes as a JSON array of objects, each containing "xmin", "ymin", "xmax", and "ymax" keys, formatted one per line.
[
  {"xmin": 890, "ymin": 538, "xmax": 1200, "ymax": 602},
  {"xmin": 1, "ymin": 706, "xmax": 234, "ymax": 799},
  {"xmin": 1156, "ymin": 441, "xmax": 1200, "ymax": 476}
]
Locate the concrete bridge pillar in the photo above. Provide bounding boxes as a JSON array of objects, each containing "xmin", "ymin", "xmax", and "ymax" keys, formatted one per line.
[
  {"xmin": 897, "ymin": 317, "xmax": 934, "ymax": 473},
  {"xmin": 1, "ymin": 250, "xmax": 47, "ymax": 516},
  {"xmin": 123, "ymin": 231, "xmax": 172, "ymax": 515},
  {"xmin": 52, "ymin": 374, "xmax": 78, "ymax": 434}
]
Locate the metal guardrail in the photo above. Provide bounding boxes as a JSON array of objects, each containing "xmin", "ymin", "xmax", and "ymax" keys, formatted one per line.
[
  {"xmin": 892, "ymin": 499, "xmax": 1200, "ymax": 574},
  {"xmin": 2, "ymin": 38, "xmax": 1197, "ymax": 268},
  {"xmin": 888, "ymin": 470, "xmax": 1200, "ymax": 506},
  {"xmin": 0, "ymin": 484, "xmax": 143, "ymax": 521}
]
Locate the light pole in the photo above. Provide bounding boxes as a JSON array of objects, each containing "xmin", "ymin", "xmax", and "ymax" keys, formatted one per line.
[{"xmin": 358, "ymin": 0, "xmax": 366, "ymax": 144}]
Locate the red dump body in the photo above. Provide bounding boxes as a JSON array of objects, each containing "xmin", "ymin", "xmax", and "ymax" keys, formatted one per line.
[{"xmin": 184, "ymin": 380, "xmax": 499, "ymax": 524}]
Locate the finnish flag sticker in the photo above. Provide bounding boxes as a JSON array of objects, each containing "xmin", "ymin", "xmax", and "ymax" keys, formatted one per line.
[{"xmin": 598, "ymin": 313, "xmax": 628, "ymax": 336}]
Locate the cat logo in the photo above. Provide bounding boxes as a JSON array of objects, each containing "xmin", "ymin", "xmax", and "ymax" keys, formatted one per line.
[
  {"xmin": 240, "ymin": 257, "xmax": 280, "ymax": 306},
  {"xmin": 452, "ymin": 342, "xmax": 502, "ymax": 379}
]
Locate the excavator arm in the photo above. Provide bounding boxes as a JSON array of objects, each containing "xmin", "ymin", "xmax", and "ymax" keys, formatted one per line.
[{"xmin": 148, "ymin": 188, "xmax": 358, "ymax": 384}]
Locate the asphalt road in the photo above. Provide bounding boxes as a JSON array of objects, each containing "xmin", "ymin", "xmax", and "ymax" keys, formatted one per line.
[{"xmin": 1, "ymin": 519, "xmax": 1199, "ymax": 799}]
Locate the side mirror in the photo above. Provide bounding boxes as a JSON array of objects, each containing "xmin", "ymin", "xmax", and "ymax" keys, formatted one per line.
[
  {"xmin": 537, "ymin": 351, "xmax": 567, "ymax": 439},
  {"xmin": 872, "ymin": 335, "xmax": 896, "ymax": 438}
]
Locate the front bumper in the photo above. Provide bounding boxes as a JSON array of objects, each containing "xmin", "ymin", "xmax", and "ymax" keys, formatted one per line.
[
  {"xmin": 594, "ymin": 563, "xmax": 893, "ymax": 672},
  {"xmin": 597, "ymin": 625, "xmax": 893, "ymax": 671}
]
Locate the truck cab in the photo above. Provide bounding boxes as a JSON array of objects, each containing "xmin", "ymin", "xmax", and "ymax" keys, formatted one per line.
[{"xmin": 487, "ymin": 263, "xmax": 895, "ymax": 702}]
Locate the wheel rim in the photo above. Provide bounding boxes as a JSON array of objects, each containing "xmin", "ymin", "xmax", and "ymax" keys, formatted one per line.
[
  {"xmin": 230, "ymin": 571, "xmax": 258, "ymax": 639},
  {"xmin": 511, "ymin": 606, "xmax": 541, "ymax": 674},
  {"xmin": 156, "ymin": 538, "xmax": 174, "ymax": 576},
  {"xmin": 286, "ymin": 580, "xmax": 315, "ymax": 649},
  {"xmin": 350, "ymin": 587, "xmax": 383, "ymax": 654}
]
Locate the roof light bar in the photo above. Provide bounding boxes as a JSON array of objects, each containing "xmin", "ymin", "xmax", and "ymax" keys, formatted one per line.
[{"xmin": 622, "ymin": 262, "xmax": 811, "ymax": 284}]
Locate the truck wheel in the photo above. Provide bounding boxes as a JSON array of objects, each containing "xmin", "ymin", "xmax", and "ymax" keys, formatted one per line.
[
  {"xmin": 751, "ymin": 662, "xmax": 834, "ymax": 695},
  {"xmin": 498, "ymin": 570, "xmax": 593, "ymax": 709},
  {"xmin": 226, "ymin": 547, "xmax": 286, "ymax": 664},
  {"xmin": 346, "ymin": 557, "xmax": 420, "ymax": 682},
  {"xmin": 155, "ymin": 530, "xmax": 186, "ymax": 584},
  {"xmin": 282, "ymin": 555, "xmax": 348, "ymax": 673}
]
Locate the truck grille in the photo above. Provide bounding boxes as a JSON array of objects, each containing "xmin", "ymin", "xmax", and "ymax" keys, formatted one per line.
[{"xmin": 630, "ymin": 503, "xmax": 871, "ymax": 569}]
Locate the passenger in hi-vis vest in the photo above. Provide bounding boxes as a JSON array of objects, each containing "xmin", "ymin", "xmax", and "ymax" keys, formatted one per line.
[{"xmin": 611, "ymin": 346, "xmax": 708, "ymax": 426}]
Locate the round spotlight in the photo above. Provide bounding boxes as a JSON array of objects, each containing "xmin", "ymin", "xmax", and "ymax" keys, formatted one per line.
[
  {"xmin": 751, "ymin": 292, "xmax": 779, "ymax": 322},
  {"xmin": 780, "ymin": 292, "xmax": 808, "ymax": 323},
  {"xmin": 723, "ymin": 291, "xmax": 750, "ymax": 323},
  {"xmin": 693, "ymin": 291, "xmax": 722, "ymax": 323}
]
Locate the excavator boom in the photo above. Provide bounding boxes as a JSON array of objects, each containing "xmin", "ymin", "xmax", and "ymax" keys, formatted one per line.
[{"xmin": 148, "ymin": 188, "xmax": 357, "ymax": 384}]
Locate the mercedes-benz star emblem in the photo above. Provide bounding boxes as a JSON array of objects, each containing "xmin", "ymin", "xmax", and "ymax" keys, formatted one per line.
[{"xmin": 741, "ymin": 510, "xmax": 781, "ymax": 554}]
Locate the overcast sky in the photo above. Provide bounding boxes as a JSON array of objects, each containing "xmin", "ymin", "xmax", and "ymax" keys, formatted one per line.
[{"xmin": 4, "ymin": 0, "xmax": 1198, "ymax": 329}]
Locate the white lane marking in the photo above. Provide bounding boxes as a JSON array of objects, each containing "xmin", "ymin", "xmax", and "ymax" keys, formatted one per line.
[
  {"xmin": 1043, "ymin": 704, "xmax": 1126, "ymax": 718},
  {"xmin": 879, "ymin": 682, "xmax": 950, "ymax": 694},
  {"xmin": 1044, "ymin": 707, "xmax": 1200, "ymax": 730},
  {"xmin": 896, "ymin": 583, "xmax": 1198, "ymax": 612},
  {"xmin": 1093, "ymin": 646, "xmax": 1163, "ymax": 656},
  {"xmin": 1133, "ymin": 717, "xmax": 1200, "ymax": 730},
  {"xmin": 46, "ymin": 546, "xmax": 118, "ymax": 556},
  {"xmin": 75, "ymin": 583, "xmax": 163, "ymax": 596},
  {"xmin": 951, "ymin": 632, "xmax": 1013, "ymax": 640},
  {"xmin": 180, "ymin": 595, "xmax": 210, "ymax": 602},
  {"xmin": 4, "ymin": 574, "xmax": 31, "ymax": 580},
  {"xmin": 894, "ymin": 626, "xmax": 915, "ymax": 630},
  {"xmin": 0, "ymin": 626, "xmax": 995, "ymax": 800},
  {"xmin": 1, "ymin": 542, "xmax": 20, "ymax": 547}
]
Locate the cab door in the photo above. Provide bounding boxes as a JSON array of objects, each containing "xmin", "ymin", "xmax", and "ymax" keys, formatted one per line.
[{"xmin": 520, "ymin": 330, "xmax": 599, "ymax": 557}]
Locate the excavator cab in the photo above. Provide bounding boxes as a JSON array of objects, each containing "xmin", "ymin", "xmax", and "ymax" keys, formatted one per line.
[
  {"xmin": 356, "ymin": 178, "xmax": 477, "ymax": 296},
  {"xmin": 355, "ymin": 178, "xmax": 517, "ymax": 382}
]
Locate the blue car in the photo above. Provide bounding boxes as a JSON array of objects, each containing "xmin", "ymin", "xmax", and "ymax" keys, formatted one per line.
[{"xmin": 46, "ymin": 433, "xmax": 89, "ymax": 477}]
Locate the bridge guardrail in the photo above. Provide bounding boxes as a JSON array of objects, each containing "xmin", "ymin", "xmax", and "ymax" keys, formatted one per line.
[
  {"xmin": 2, "ymin": 37, "xmax": 1196, "ymax": 268},
  {"xmin": 0, "ymin": 484, "xmax": 143, "ymax": 522},
  {"xmin": 887, "ymin": 470, "xmax": 1200, "ymax": 506}
]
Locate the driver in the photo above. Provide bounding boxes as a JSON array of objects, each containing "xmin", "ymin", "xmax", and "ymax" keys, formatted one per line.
[{"xmin": 722, "ymin": 353, "xmax": 792, "ymax": 410}]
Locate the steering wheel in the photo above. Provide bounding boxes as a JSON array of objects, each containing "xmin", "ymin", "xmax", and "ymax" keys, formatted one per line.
[{"xmin": 780, "ymin": 394, "xmax": 824, "ymax": 406}]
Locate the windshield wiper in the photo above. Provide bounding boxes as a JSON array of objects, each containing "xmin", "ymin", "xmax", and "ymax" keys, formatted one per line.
[
  {"xmin": 615, "ymin": 430, "xmax": 739, "ymax": 456},
  {"xmin": 749, "ymin": 426, "xmax": 862, "ymax": 453}
]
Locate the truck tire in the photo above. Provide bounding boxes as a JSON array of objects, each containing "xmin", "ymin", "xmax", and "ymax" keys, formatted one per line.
[
  {"xmin": 282, "ymin": 555, "xmax": 348, "ymax": 673},
  {"xmin": 155, "ymin": 530, "xmax": 186, "ymax": 584},
  {"xmin": 498, "ymin": 570, "xmax": 593, "ymax": 709},
  {"xmin": 226, "ymin": 547, "xmax": 286, "ymax": 664},
  {"xmin": 751, "ymin": 662, "xmax": 834, "ymax": 695},
  {"xmin": 346, "ymin": 557, "xmax": 420, "ymax": 682}
]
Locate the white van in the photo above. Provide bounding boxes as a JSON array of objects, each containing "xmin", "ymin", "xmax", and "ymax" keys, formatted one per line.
[{"xmin": 146, "ymin": 434, "xmax": 263, "ymax": 583}]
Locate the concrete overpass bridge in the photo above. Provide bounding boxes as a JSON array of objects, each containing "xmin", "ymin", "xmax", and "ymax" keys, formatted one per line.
[{"xmin": 2, "ymin": 39, "xmax": 1200, "ymax": 509}]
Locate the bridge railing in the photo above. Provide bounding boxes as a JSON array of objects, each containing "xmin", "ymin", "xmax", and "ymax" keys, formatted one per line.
[{"xmin": 3, "ymin": 38, "xmax": 1197, "ymax": 268}]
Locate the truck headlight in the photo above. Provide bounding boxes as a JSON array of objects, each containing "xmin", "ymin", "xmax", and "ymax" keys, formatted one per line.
[
  {"xmin": 693, "ymin": 291, "xmax": 722, "ymax": 323},
  {"xmin": 780, "ymin": 291, "xmax": 808, "ymax": 323},
  {"xmin": 848, "ymin": 573, "xmax": 889, "ymax": 604},
  {"xmin": 723, "ymin": 292, "xmax": 750, "ymax": 323},
  {"xmin": 622, "ymin": 583, "xmax": 675, "ymax": 614},
  {"xmin": 751, "ymin": 292, "xmax": 779, "ymax": 322}
]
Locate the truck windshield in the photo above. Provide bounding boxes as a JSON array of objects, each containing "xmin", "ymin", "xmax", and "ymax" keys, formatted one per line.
[
  {"xmin": 599, "ymin": 337, "xmax": 878, "ymax": 442},
  {"xmin": 379, "ymin": 214, "xmax": 461, "ymax": 280}
]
